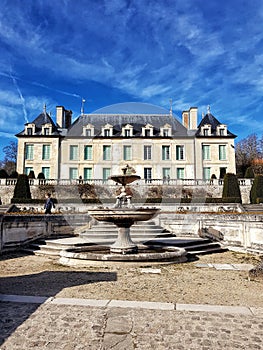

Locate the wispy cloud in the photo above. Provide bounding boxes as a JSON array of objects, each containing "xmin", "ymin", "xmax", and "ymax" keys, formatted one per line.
[{"xmin": 0, "ymin": 0, "xmax": 263, "ymax": 150}]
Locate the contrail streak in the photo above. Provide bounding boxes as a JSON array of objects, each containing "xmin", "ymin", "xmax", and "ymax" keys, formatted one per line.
[{"xmin": 9, "ymin": 71, "xmax": 29, "ymax": 123}]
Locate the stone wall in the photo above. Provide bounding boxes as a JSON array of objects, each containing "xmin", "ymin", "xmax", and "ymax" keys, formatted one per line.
[
  {"xmin": 0, "ymin": 213, "xmax": 89, "ymax": 253},
  {"xmin": 157, "ymin": 211, "xmax": 263, "ymax": 252},
  {"xmin": 0, "ymin": 182, "xmax": 253, "ymax": 205}
]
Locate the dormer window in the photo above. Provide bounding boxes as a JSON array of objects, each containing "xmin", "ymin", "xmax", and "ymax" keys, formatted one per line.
[
  {"xmin": 122, "ymin": 124, "xmax": 133, "ymax": 137},
  {"xmin": 83, "ymin": 124, "xmax": 94, "ymax": 137},
  {"xmin": 42, "ymin": 123, "xmax": 52, "ymax": 136},
  {"xmin": 27, "ymin": 127, "xmax": 33, "ymax": 135},
  {"xmin": 102, "ymin": 123, "xmax": 113, "ymax": 137},
  {"xmin": 217, "ymin": 124, "xmax": 227, "ymax": 136},
  {"xmin": 104, "ymin": 129, "xmax": 110, "ymax": 137},
  {"xmin": 160, "ymin": 124, "xmax": 172, "ymax": 137},
  {"xmin": 201, "ymin": 124, "xmax": 211, "ymax": 136},
  {"xmin": 25, "ymin": 123, "xmax": 35, "ymax": 135},
  {"xmin": 44, "ymin": 128, "xmax": 50, "ymax": 135},
  {"xmin": 142, "ymin": 124, "xmax": 153, "ymax": 137}
]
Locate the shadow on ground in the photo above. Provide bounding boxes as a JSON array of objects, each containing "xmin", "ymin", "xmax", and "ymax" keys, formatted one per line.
[{"xmin": 0, "ymin": 270, "xmax": 117, "ymax": 347}]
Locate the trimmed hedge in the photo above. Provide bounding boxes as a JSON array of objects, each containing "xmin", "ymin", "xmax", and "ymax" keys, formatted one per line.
[
  {"xmin": 250, "ymin": 175, "xmax": 263, "ymax": 204},
  {"xmin": 13, "ymin": 174, "xmax": 31, "ymax": 201},
  {"xmin": 222, "ymin": 173, "xmax": 242, "ymax": 203}
]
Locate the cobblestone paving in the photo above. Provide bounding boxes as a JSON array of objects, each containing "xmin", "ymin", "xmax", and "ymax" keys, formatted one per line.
[{"xmin": 1, "ymin": 300, "xmax": 263, "ymax": 350}]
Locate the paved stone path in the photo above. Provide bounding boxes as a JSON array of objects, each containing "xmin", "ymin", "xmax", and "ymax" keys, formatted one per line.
[{"xmin": 1, "ymin": 294, "xmax": 263, "ymax": 349}]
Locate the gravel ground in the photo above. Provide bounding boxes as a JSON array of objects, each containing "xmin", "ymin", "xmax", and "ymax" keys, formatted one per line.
[{"xmin": 0, "ymin": 250, "xmax": 262, "ymax": 307}]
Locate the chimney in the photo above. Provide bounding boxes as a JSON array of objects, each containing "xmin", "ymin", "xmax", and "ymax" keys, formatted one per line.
[
  {"xmin": 189, "ymin": 107, "xmax": 198, "ymax": 129},
  {"xmin": 56, "ymin": 106, "xmax": 64, "ymax": 128},
  {"xmin": 182, "ymin": 110, "xmax": 189, "ymax": 129},
  {"xmin": 56, "ymin": 106, "xmax": 72, "ymax": 129}
]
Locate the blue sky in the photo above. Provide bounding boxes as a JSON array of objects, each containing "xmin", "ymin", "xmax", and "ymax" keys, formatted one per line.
[{"xmin": 0, "ymin": 0, "xmax": 263, "ymax": 160}]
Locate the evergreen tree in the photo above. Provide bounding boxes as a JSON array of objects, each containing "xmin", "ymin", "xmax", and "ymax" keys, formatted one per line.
[
  {"xmin": 222, "ymin": 173, "xmax": 242, "ymax": 202},
  {"xmin": 13, "ymin": 174, "xmax": 31, "ymax": 200},
  {"xmin": 250, "ymin": 175, "xmax": 263, "ymax": 204}
]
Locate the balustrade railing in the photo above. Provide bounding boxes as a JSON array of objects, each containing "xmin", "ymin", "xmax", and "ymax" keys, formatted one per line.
[{"xmin": 0, "ymin": 178, "xmax": 255, "ymax": 186}]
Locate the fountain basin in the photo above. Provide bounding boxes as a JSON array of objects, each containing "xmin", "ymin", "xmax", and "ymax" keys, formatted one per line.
[
  {"xmin": 59, "ymin": 245, "xmax": 188, "ymax": 267},
  {"xmin": 88, "ymin": 207, "xmax": 160, "ymax": 254},
  {"xmin": 88, "ymin": 207, "xmax": 160, "ymax": 225}
]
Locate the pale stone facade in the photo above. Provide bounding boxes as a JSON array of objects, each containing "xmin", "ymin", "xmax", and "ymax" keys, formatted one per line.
[{"xmin": 16, "ymin": 103, "xmax": 236, "ymax": 181}]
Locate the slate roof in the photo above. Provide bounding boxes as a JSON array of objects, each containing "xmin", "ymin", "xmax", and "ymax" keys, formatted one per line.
[
  {"xmin": 16, "ymin": 112, "xmax": 61, "ymax": 136},
  {"xmin": 66, "ymin": 113, "xmax": 189, "ymax": 138},
  {"xmin": 195, "ymin": 113, "xmax": 236, "ymax": 138}
]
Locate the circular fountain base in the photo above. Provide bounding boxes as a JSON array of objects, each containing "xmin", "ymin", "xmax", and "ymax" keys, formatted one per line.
[{"xmin": 59, "ymin": 245, "xmax": 188, "ymax": 267}]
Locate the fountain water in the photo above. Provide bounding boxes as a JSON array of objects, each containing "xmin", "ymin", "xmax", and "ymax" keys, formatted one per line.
[{"xmin": 59, "ymin": 165, "xmax": 187, "ymax": 266}]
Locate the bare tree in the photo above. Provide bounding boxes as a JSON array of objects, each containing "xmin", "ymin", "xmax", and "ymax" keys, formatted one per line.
[
  {"xmin": 1, "ymin": 140, "xmax": 17, "ymax": 175},
  {"xmin": 235, "ymin": 134, "xmax": 260, "ymax": 177}
]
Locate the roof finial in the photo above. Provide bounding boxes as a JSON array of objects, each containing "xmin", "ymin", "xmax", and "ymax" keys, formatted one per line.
[
  {"xmin": 207, "ymin": 105, "xmax": 211, "ymax": 114},
  {"xmin": 169, "ymin": 98, "xmax": 173, "ymax": 116},
  {"xmin": 202, "ymin": 111, "xmax": 205, "ymax": 118},
  {"xmin": 81, "ymin": 98, "xmax": 86, "ymax": 115},
  {"xmin": 43, "ymin": 103, "xmax": 47, "ymax": 114}
]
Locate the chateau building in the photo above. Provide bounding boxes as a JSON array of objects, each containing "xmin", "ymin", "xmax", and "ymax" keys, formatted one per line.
[{"xmin": 16, "ymin": 102, "xmax": 236, "ymax": 181}]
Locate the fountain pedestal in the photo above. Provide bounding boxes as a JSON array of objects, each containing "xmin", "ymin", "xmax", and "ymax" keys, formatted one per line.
[{"xmin": 110, "ymin": 224, "xmax": 138, "ymax": 254}]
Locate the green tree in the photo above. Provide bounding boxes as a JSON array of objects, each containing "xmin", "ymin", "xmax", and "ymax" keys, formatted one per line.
[
  {"xmin": 244, "ymin": 166, "xmax": 254, "ymax": 178},
  {"xmin": 250, "ymin": 175, "xmax": 263, "ymax": 204},
  {"xmin": 13, "ymin": 174, "xmax": 31, "ymax": 201},
  {"xmin": 0, "ymin": 169, "xmax": 9, "ymax": 178},
  {"xmin": 222, "ymin": 173, "xmax": 242, "ymax": 203}
]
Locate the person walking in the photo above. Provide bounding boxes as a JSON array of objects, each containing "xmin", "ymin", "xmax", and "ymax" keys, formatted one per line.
[{"xmin": 44, "ymin": 193, "xmax": 55, "ymax": 214}]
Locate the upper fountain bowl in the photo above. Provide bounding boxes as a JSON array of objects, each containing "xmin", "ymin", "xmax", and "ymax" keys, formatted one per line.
[
  {"xmin": 109, "ymin": 164, "xmax": 141, "ymax": 186},
  {"xmin": 109, "ymin": 174, "xmax": 140, "ymax": 186}
]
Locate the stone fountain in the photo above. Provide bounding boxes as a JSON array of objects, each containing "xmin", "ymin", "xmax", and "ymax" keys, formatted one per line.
[
  {"xmin": 59, "ymin": 165, "xmax": 187, "ymax": 266},
  {"xmin": 88, "ymin": 164, "xmax": 159, "ymax": 254}
]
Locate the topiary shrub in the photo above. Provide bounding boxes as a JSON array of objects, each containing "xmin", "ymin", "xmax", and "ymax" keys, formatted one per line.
[
  {"xmin": 9, "ymin": 170, "xmax": 18, "ymax": 178},
  {"xmin": 28, "ymin": 170, "xmax": 35, "ymax": 179},
  {"xmin": 250, "ymin": 175, "xmax": 263, "ymax": 204},
  {"xmin": 244, "ymin": 166, "xmax": 254, "ymax": 178},
  {"xmin": 222, "ymin": 173, "xmax": 242, "ymax": 203},
  {"xmin": 0, "ymin": 169, "xmax": 9, "ymax": 178},
  {"xmin": 37, "ymin": 172, "xmax": 45, "ymax": 179},
  {"xmin": 13, "ymin": 174, "xmax": 31, "ymax": 201}
]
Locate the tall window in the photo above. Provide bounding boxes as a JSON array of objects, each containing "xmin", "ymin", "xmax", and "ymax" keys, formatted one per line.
[
  {"xmin": 162, "ymin": 168, "xmax": 170, "ymax": 179},
  {"xmin": 69, "ymin": 167, "xmax": 78, "ymax": 179},
  {"xmin": 203, "ymin": 167, "xmax": 211, "ymax": 180},
  {"xmin": 177, "ymin": 168, "xmax": 185, "ymax": 179},
  {"xmin": 219, "ymin": 145, "xmax": 226, "ymax": 160},
  {"xmin": 176, "ymin": 145, "xmax": 184, "ymax": 160},
  {"xmin": 162, "ymin": 146, "xmax": 170, "ymax": 160},
  {"xmin": 202, "ymin": 145, "xmax": 210, "ymax": 160},
  {"xmin": 123, "ymin": 146, "xmax": 132, "ymax": 161},
  {"xmin": 84, "ymin": 145, "xmax": 92, "ymax": 160},
  {"xmin": 25, "ymin": 167, "xmax": 33, "ymax": 176},
  {"xmin": 42, "ymin": 167, "xmax": 50, "ymax": 179},
  {"xmin": 144, "ymin": 168, "xmax": 152, "ymax": 181},
  {"xmin": 103, "ymin": 168, "xmax": 111, "ymax": 181},
  {"xmin": 25, "ymin": 144, "xmax": 34, "ymax": 160},
  {"xmin": 70, "ymin": 145, "xmax": 78, "ymax": 160},
  {"xmin": 103, "ymin": 145, "xmax": 111, "ymax": 160},
  {"xmin": 144, "ymin": 145, "xmax": 152, "ymax": 160},
  {"xmin": 42, "ymin": 145, "xmax": 51, "ymax": 160},
  {"xmin": 84, "ymin": 168, "xmax": 92, "ymax": 180}
]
